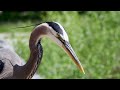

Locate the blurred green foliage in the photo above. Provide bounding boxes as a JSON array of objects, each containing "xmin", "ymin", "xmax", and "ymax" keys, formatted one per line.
[
  {"xmin": 0, "ymin": 11, "xmax": 87, "ymax": 22},
  {"xmin": 0, "ymin": 11, "xmax": 120, "ymax": 79},
  {"xmin": 0, "ymin": 11, "xmax": 43, "ymax": 22}
]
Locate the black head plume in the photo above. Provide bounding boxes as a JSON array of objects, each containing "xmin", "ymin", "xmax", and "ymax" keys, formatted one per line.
[{"xmin": 46, "ymin": 22, "xmax": 63, "ymax": 35}]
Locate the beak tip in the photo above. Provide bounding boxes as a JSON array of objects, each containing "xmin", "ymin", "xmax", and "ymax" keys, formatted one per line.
[
  {"xmin": 79, "ymin": 65, "xmax": 85, "ymax": 74},
  {"xmin": 81, "ymin": 69, "xmax": 85, "ymax": 74}
]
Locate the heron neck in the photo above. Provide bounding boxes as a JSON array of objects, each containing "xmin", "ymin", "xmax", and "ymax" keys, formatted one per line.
[
  {"xmin": 21, "ymin": 30, "xmax": 44, "ymax": 79},
  {"xmin": 13, "ymin": 25, "xmax": 46, "ymax": 79},
  {"xmin": 24, "ymin": 40, "xmax": 43, "ymax": 79},
  {"xmin": 13, "ymin": 41, "xmax": 43, "ymax": 79}
]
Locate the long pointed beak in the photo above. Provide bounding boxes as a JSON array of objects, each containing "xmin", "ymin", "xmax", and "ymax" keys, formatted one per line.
[{"xmin": 62, "ymin": 41, "xmax": 85, "ymax": 74}]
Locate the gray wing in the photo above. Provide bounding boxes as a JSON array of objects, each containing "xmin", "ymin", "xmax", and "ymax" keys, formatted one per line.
[
  {"xmin": 0, "ymin": 40, "xmax": 41, "ymax": 79},
  {"xmin": 0, "ymin": 48, "xmax": 25, "ymax": 79}
]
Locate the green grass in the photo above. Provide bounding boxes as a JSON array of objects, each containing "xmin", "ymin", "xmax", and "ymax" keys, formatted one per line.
[{"xmin": 0, "ymin": 11, "xmax": 120, "ymax": 79}]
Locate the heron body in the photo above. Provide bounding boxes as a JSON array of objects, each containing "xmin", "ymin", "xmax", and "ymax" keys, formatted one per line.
[{"xmin": 0, "ymin": 22, "xmax": 85, "ymax": 79}]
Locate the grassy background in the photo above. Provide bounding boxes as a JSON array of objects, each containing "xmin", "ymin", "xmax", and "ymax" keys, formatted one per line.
[{"xmin": 0, "ymin": 11, "xmax": 120, "ymax": 79}]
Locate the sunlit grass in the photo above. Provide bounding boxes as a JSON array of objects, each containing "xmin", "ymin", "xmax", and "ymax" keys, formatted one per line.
[{"xmin": 0, "ymin": 11, "xmax": 120, "ymax": 79}]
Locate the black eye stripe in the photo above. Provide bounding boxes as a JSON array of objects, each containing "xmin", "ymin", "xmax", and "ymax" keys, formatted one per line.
[{"xmin": 46, "ymin": 22, "xmax": 63, "ymax": 35}]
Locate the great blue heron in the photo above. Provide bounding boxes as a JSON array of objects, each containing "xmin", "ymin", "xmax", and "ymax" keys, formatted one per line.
[{"xmin": 0, "ymin": 22, "xmax": 85, "ymax": 79}]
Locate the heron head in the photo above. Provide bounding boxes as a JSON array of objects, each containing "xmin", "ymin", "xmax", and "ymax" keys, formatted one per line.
[{"xmin": 45, "ymin": 22, "xmax": 85, "ymax": 74}]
